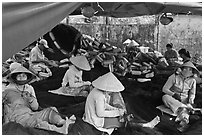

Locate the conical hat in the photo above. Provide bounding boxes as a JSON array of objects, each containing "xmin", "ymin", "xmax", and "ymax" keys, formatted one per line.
[
  {"xmin": 182, "ymin": 61, "xmax": 199, "ymax": 74},
  {"xmin": 8, "ymin": 65, "xmax": 36, "ymax": 84},
  {"xmin": 127, "ymin": 40, "xmax": 139, "ymax": 47},
  {"xmin": 92, "ymin": 72, "xmax": 124, "ymax": 92},
  {"xmin": 3, "ymin": 62, "xmax": 22, "ymax": 78},
  {"xmin": 123, "ymin": 39, "xmax": 131, "ymax": 44},
  {"xmin": 70, "ymin": 55, "xmax": 91, "ymax": 71}
]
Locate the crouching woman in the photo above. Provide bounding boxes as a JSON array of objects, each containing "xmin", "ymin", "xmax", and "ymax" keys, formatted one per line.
[{"xmin": 83, "ymin": 72, "xmax": 126, "ymax": 134}]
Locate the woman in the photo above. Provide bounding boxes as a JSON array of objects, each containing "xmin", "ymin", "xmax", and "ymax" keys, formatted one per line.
[
  {"xmin": 178, "ymin": 48, "xmax": 191, "ymax": 63},
  {"xmin": 164, "ymin": 43, "xmax": 179, "ymax": 64},
  {"xmin": 177, "ymin": 49, "xmax": 201, "ymax": 84},
  {"xmin": 29, "ymin": 39, "xmax": 56, "ymax": 80},
  {"xmin": 61, "ymin": 55, "xmax": 92, "ymax": 96},
  {"xmin": 2, "ymin": 65, "xmax": 74, "ymax": 134},
  {"xmin": 83, "ymin": 72, "xmax": 126, "ymax": 134},
  {"xmin": 162, "ymin": 61, "xmax": 199, "ymax": 131}
]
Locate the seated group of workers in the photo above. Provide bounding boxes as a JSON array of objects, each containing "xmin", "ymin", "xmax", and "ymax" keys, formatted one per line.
[
  {"xmin": 164, "ymin": 43, "xmax": 195, "ymax": 65},
  {"xmin": 2, "ymin": 55, "xmax": 127, "ymax": 134},
  {"xmin": 2, "ymin": 38, "xmax": 201, "ymax": 134}
]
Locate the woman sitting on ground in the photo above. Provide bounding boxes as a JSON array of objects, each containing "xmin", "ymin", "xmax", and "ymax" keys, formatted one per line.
[
  {"xmin": 2, "ymin": 65, "xmax": 75, "ymax": 134},
  {"xmin": 83, "ymin": 72, "xmax": 126, "ymax": 134},
  {"xmin": 60, "ymin": 55, "xmax": 92, "ymax": 96},
  {"xmin": 162, "ymin": 61, "xmax": 199, "ymax": 131},
  {"xmin": 83, "ymin": 72, "xmax": 161, "ymax": 134},
  {"xmin": 177, "ymin": 49, "xmax": 201, "ymax": 84}
]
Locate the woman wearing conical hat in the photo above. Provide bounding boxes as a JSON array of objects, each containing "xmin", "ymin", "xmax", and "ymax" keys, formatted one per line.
[
  {"xmin": 83, "ymin": 72, "xmax": 126, "ymax": 134},
  {"xmin": 61, "ymin": 55, "xmax": 92, "ymax": 96},
  {"xmin": 177, "ymin": 49, "xmax": 201, "ymax": 84},
  {"xmin": 162, "ymin": 61, "xmax": 199, "ymax": 131},
  {"xmin": 3, "ymin": 65, "xmax": 74, "ymax": 134}
]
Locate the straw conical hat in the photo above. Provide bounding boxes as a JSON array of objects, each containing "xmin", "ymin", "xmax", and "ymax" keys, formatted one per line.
[
  {"xmin": 123, "ymin": 39, "xmax": 131, "ymax": 44},
  {"xmin": 4, "ymin": 62, "xmax": 22, "ymax": 78},
  {"xmin": 127, "ymin": 40, "xmax": 139, "ymax": 47},
  {"xmin": 92, "ymin": 72, "xmax": 124, "ymax": 92},
  {"xmin": 70, "ymin": 55, "xmax": 91, "ymax": 71},
  {"xmin": 182, "ymin": 61, "xmax": 199, "ymax": 74},
  {"xmin": 8, "ymin": 65, "xmax": 36, "ymax": 85}
]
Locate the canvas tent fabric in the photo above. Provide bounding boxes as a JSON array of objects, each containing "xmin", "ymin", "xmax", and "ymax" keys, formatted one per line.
[
  {"xmin": 2, "ymin": 2, "xmax": 82, "ymax": 61},
  {"xmin": 2, "ymin": 2, "xmax": 202, "ymax": 61},
  {"xmin": 2, "ymin": 2, "xmax": 202, "ymax": 135},
  {"xmin": 71, "ymin": 2, "xmax": 202, "ymax": 17}
]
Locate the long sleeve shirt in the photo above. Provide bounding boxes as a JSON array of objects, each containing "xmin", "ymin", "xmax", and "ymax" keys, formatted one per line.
[
  {"xmin": 4, "ymin": 83, "xmax": 39, "ymax": 110},
  {"xmin": 83, "ymin": 88, "xmax": 120, "ymax": 134},
  {"xmin": 61, "ymin": 65, "xmax": 84, "ymax": 87},
  {"xmin": 29, "ymin": 46, "xmax": 45, "ymax": 64},
  {"xmin": 162, "ymin": 73, "xmax": 196, "ymax": 104},
  {"xmin": 3, "ymin": 83, "xmax": 39, "ymax": 125}
]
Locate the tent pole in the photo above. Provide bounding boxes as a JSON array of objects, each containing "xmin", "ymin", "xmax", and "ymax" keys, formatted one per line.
[{"xmin": 156, "ymin": 15, "xmax": 160, "ymax": 51}]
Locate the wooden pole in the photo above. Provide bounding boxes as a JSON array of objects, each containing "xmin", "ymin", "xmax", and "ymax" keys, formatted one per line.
[{"xmin": 156, "ymin": 15, "xmax": 160, "ymax": 51}]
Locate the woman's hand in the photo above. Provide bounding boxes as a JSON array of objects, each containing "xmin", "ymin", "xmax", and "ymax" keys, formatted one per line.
[
  {"xmin": 188, "ymin": 99, "xmax": 194, "ymax": 105},
  {"xmin": 25, "ymin": 92, "xmax": 35, "ymax": 103},
  {"xmin": 118, "ymin": 108, "xmax": 125, "ymax": 116},
  {"xmin": 21, "ymin": 91, "xmax": 32, "ymax": 99},
  {"xmin": 84, "ymin": 81, "xmax": 91, "ymax": 86},
  {"xmin": 172, "ymin": 93, "xmax": 181, "ymax": 101},
  {"xmin": 186, "ymin": 103, "xmax": 193, "ymax": 109}
]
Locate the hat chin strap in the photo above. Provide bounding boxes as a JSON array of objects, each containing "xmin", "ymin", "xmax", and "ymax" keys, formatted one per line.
[{"xmin": 74, "ymin": 65, "xmax": 82, "ymax": 71}]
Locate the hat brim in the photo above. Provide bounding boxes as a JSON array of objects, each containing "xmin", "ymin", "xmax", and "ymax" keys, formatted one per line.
[
  {"xmin": 10, "ymin": 73, "xmax": 35, "ymax": 85},
  {"xmin": 70, "ymin": 56, "xmax": 91, "ymax": 71},
  {"xmin": 7, "ymin": 66, "xmax": 36, "ymax": 84},
  {"xmin": 92, "ymin": 72, "xmax": 124, "ymax": 92},
  {"xmin": 181, "ymin": 61, "xmax": 200, "ymax": 75}
]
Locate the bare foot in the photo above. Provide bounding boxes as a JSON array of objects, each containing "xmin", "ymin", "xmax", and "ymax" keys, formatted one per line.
[
  {"xmin": 59, "ymin": 117, "xmax": 73, "ymax": 134},
  {"xmin": 69, "ymin": 115, "xmax": 76, "ymax": 121},
  {"xmin": 57, "ymin": 119, "xmax": 66, "ymax": 126},
  {"xmin": 140, "ymin": 116, "xmax": 160, "ymax": 129}
]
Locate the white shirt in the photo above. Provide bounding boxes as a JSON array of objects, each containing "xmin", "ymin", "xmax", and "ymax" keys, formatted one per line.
[
  {"xmin": 83, "ymin": 88, "xmax": 120, "ymax": 134},
  {"xmin": 61, "ymin": 65, "xmax": 83, "ymax": 87},
  {"xmin": 29, "ymin": 46, "xmax": 45, "ymax": 64}
]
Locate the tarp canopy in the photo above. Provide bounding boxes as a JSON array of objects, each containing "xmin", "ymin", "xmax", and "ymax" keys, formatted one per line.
[
  {"xmin": 2, "ymin": 2, "xmax": 202, "ymax": 61},
  {"xmin": 2, "ymin": 2, "xmax": 82, "ymax": 61},
  {"xmin": 71, "ymin": 2, "xmax": 202, "ymax": 17}
]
